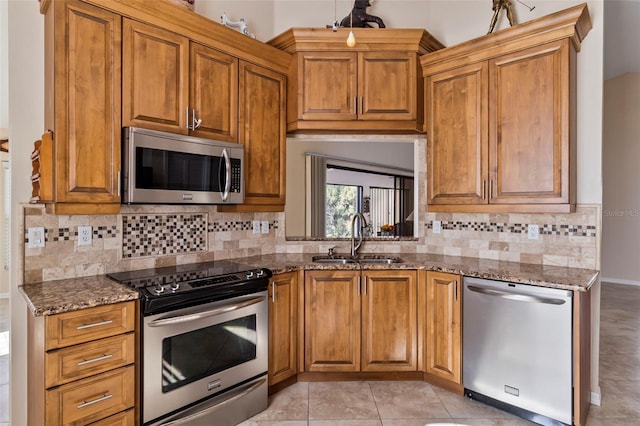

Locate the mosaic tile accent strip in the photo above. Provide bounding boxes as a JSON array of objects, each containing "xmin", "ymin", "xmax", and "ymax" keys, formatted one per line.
[
  {"xmin": 426, "ymin": 221, "xmax": 597, "ymax": 237},
  {"xmin": 122, "ymin": 214, "xmax": 208, "ymax": 258},
  {"xmin": 24, "ymin": 226, "xmax": 119, "ymax": 243},
  {"xmin": 208, "ymin": 220, "xmax": 279, "ymax": 232}
]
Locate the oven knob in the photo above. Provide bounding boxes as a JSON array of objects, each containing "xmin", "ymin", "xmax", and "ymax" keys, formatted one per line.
[
  {"xmin": 154, "ymin": 285, "xmax": 165, "ymax": 295},
  {"xmin": 246, "ymin": 271, "xmax": 255, "ymax": 279},
  {"xmin": 170, "ymin": 282, "xmax": 180, "ymax": 292},
  {"xmin": 256, "ymin": 269, "xmax": 265, "ymax": 277}
]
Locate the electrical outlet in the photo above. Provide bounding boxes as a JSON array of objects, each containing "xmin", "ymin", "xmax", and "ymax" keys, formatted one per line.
[
  {"xmin": 78, "ymin": 226, "xmax": 92, "ymax": 246},
  {"xmin": 252, "ymin": 220, "xmax": 260, "ymax": 234},
  {"xmin": 432, "ymin": 220, "xmax": 442, "ymax": 234},
  {"xmin": 261, "ymin": 221, "xmax": 269, "ymax": 234},
  {"xmin": 27, "ymin": 227, "xmax": 45, "ymax": 248},
  {"xmin": 527, "ymin": 224, "xmax": 539, "ymax": 240}
]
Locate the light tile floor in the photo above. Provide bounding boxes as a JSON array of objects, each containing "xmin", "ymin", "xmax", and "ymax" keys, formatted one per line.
[{"xmin": 242, "ymin": 282, "xmax": 640, "ymax": 426}]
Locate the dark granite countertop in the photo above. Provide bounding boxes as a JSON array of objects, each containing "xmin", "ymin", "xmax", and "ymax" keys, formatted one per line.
[
  {"xmin": 232, "ymin": 253, "xmax": 600, "ymax": 292},
  {"xmin": 19, "ymin": 275, "xmax": 140, "ymax": 316},
  {"xmin": 20, "ymin": 253, "xmax": 599, "ymax": 317}
]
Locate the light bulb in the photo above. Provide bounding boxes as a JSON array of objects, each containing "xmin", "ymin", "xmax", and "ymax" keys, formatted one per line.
[{"xmin": 346, "ymin": 30, "xmax": 356, "ymax": 47}]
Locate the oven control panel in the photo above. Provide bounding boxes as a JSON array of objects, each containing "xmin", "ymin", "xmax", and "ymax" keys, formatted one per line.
[{"xmin": 148, "ymin": 268, "xmax": 272, "ymax": 296}]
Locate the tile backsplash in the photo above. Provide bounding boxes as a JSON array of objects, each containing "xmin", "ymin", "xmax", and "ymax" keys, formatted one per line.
[
  {"xmin": 22, "ymin": 202, "xmax": 600, "ymax": 284},
  {"xmin": 22, "ymin": 204, "xmax": 283, "ymax": 284}
]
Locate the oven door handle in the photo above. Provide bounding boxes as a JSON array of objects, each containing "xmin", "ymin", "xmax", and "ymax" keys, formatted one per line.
[
  {"xmin": 155, "ymin": 377, "xmax": 266, "ymax": 426},
  {"xmin": 147, "ymin": 296, "xmax": 266, "ymax": 327}
]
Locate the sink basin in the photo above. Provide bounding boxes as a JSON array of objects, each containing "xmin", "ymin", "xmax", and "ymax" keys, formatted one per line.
[
  {"xmin": 356, "ymin": 255, "xmax": 403, "ymax": 264},
  {"xmin": 311, "ymin": 255, "xmax": 357, "ymax": 264},
  {"xmin": 311, "ymin": 255, "xmax": 403, "ymax": 264}
]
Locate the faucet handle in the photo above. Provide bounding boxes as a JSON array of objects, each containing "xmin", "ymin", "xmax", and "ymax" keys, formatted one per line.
[{"xmin": 328, "ymin": 246, "xmax": 338, "ymax": 256}]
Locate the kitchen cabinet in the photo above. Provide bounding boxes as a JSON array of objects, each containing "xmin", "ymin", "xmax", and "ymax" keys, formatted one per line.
[
  {"xmin": 122, "ymin": 19, "xmax": 238, "ymax": 142},
  {"xmin": 219, "ymin": 62, "xmax": 287, "ymax": 212},
  {"xmin": 268, "ymin": 28, "xmax": 444, "ymax": 133},
  {"xmin": 39, "ymin": 0, "xmax": 290, "ymax": 214},
  {"xmin": 27, "ymin": 301, "xmax": 138, "ymax": 425},
  {"xmin": 41, "ymin": 0, "xmax": 122, "ymax": 215},
  {"xmin": 268, "ymin": 271, "xmax": 298, "ymax": 387},
  {"xmin": 422, "ymin": 3, "xmax": 592, "ymax": 213},
  {"xmin": 304, "ymin": 269, "xmax": 417, "ymax": 372},
  {"xmin": 423, "ymin": 271, "xmax": 461, "ymax": 385}
]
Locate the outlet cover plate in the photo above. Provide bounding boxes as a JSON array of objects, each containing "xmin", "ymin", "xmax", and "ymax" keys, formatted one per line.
[
  {"xmin": 252, "ymin": 220, "xmax": 260, "ymax": 234},
  {"xmin": 78, "ymin": 226, "xmax": 92, "ymax": 246},
  {"xmin": 261, "ymin": 221, "xmax": 269, "ymax": 234},
  {"xmin": 527, "ymin": 224, "xmax": 539, "ymax": 240},
  {"xmin": 432, "ymin": 220, "xmax": 442, "ymax": 234},
  {"xmin": 27, "ymin": 227, "xmax": 45, "ymax": 248}
]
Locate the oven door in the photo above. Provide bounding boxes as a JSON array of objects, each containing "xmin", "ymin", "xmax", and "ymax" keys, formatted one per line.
[{"xmin": 142, "ymin": 291, "xmax": 268, "ymax": 425}]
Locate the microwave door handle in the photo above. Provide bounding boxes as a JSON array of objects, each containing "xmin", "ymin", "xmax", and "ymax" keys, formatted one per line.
[{"xmin": 221, "ymin": 148, "xmax": 231, "ymax": 202}]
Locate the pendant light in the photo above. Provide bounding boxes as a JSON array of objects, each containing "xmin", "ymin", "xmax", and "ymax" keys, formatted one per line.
[{"xmin": 346, "ymin": 0, "xmax": 356, "ymax": 47}]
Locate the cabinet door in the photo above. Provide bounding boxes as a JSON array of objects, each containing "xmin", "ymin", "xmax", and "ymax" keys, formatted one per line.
[
  {"xmin": 49, "ymin": 0, "xmax": 121, "ymax": 209},
  {"xmin": 426, "ymin": 62, "xmax": 488, "ymax": 206},
  {"xmin": 304, "ymin": 271, "xmax": 360, "ymax": 372},
  {"xmin": 425, "ymin": 271, "xmax": 461, "ymax": 384},
  {"xmin": 489, "ymin": 40, "xmax": 571, "ymax": 204},
  {"xmin": 359, "ymin": 52, "xmax": 418, "ymax": 120},
  {"xmin": 238, "ymin": 62, "xmax": 286, "ymax": 207},
  {"xmin": 298, "ymin": 52, "xmax": 357, "ymax": 121},
  {"xmin": 361, "ymin": 270, "xmax": 417, "ymax": 372},
  {"xmin": 122, "ymin": 19, "xmax": 189, "ymax": 133},
  {"xmin": 189, "ymin": 42, "xmax": 238, "ymax": 142},
  {"xmin": 268, "ymin": 272, "xmax": 298, "ymax": 386}
]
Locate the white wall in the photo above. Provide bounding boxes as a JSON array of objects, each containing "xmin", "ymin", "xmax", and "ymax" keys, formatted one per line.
[
  {"xmin": 0, "ymin": 0, "xmax": 8, "ymax": 139},
  {"xmin": 8, "ymin": 0, "xmax": 44, "ymax": 424},
  {"xmin": 601, "ymin": 73, "xmax": 640, "ymax": 285},
  {"xmin": 196, "ymin": 0, "xmax": 275, "ymax": 41}
]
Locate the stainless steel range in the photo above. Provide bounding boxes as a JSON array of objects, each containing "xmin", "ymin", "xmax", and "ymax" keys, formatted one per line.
[{"xmin": 108, "ymin": 261, "xmax": 272, "ymax": 426}]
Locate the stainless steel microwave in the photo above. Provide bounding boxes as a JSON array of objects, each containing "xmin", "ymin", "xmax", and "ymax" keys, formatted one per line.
[{"xmin": 121, "ymin": 127, "xmax": 244, "ymax": 204}]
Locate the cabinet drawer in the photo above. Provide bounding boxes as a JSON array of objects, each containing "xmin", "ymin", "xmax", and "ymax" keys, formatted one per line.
[
  {"xmin": 87, "ymin": 409, "xmax": 135, "ymax": 426},
  {"xmin": 46, "ymin": 302, "xmax": 136, "ymax": 350},
  {"xmin": 45, "ymin": 333, "xmax": 135, "ymax": 388},
  {"xmin": 45, "ymin": 366, "xmax": 134, "ymax": 426}
]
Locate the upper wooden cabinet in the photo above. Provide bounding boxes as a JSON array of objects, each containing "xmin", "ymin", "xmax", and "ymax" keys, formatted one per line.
[
  {"xmin": 42, "ymin": 0, "xmax": 122, "ymax": 215},
  {"xmin": 422, "ymin": 3, "xmax": 591, "ymax": 213},
  {"xmin": 40, "ymin": 0, "xmax": 290, "ymax": 214},
  {"xmin": 268, "ymin": 28, "xmax": 444, "ymax": 133},
  {"xmin": 219, "ymin": 62, "xmax": 287, "ymax": 212},
  {"xmin": 122, "ymin": 19, "xmax": 238, "ymax": 142}
]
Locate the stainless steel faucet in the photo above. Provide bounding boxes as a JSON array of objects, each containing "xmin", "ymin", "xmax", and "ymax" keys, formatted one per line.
[{"xmin": 350, "ymin": 212, "xmax": 367, "ymax": 257}]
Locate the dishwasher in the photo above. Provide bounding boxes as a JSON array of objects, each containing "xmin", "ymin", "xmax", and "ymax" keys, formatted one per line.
[{"xmin": 463, "ymin": 277, "xmax": 573, "ymax": 426}]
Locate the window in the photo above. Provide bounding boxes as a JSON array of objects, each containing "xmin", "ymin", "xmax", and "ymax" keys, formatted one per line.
[{"xmin": 325, "ymin": 184, "xmax": 362, "ymax": 238}]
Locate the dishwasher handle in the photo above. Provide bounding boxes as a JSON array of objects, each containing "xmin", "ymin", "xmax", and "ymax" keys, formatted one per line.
[{"xmin": 467, "ymin": 285, "xmax": 567, "ymax": 305}]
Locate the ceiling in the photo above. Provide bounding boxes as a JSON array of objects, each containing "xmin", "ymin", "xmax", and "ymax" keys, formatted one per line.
[{"xmin": 604, "ymin": 0, "xmax": 640, "ymax": 80}]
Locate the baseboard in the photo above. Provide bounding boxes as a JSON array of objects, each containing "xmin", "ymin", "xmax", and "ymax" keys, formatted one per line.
[
  {"xmin": 600, "ymin": 277, "xmax": 640, "ymax": 287},
  {"xmin": 591, "ymin": 388, "xmax": 602, "ymax": 406}
]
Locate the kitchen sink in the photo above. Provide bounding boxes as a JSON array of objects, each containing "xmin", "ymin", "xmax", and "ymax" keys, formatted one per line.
[
  {"xmin": 357, "ymin": 255, "xmax": 403, "ymax": 264},
  {"xmin": 311, "ymin": 255, "xmax": 358, "ymax": 264},
  {"xmin": 311, "ymin": 255, "xmax": 403, "ymax": 264}
]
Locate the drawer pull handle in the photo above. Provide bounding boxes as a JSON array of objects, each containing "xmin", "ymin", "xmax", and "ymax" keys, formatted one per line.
[
  {"xmin": 76, "ymin": 320, "xmax": 113, "ymax": 330},
  {"xmin": 77, "ymin": 393, "xmax": 113, "ymax": 409},
  {"xmin": 76, "ymin": 354, "xmax": 113, "ymax": 366}
]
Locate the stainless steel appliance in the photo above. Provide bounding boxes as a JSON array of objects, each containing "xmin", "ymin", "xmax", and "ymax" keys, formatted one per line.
[
  {"xmin": 108, "ymin": 261, "xmax": 272, "ymax": 426},
  {"xmin": 122, "ymin": 127, "xmax": 244, "ymax": 205},
  {"xmin": 463, "ymin": 277, "xmax": 573, "ymax": 426}
]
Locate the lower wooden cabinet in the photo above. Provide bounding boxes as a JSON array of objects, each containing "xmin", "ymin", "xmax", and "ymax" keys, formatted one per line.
[
  {"xmin": 423, "ymin": 271, "xmax": 462, "ymax": 384},
  {"xmin": 304, "ymin": 270, "xmax": 417, "ymax": 373},
  {"xmin": 268, "ymin": 271, "xmax": 298, "ymax": 386},
  {"xmin": 28, "ymin": 301, "xmax": 138, "ymax": 426}
]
